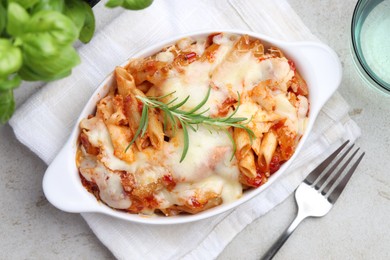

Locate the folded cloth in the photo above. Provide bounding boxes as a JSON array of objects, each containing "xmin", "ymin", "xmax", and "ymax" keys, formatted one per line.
[{"xmin": 9, "ymin": 0, "xmax": 361, "ymax": 259}]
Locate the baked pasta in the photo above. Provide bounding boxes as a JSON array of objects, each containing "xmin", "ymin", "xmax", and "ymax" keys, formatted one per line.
[{"xmin": 76, "ymin": 32, "xmax": 309, "ymax": 216}]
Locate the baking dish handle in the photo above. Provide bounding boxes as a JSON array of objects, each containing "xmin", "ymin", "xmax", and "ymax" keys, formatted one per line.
[
  {"xmin": 43, "ymin": 140, "xmax": 99, "ymax": 213},
  {"xmin": 294, "ymin": 41, "xmax": 343, "ymax": 112}
]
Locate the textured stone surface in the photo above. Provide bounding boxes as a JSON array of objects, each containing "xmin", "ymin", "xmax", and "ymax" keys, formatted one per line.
[{"xmin": 1, "ymin": 0, "xmax": 389, "ymax": 259}]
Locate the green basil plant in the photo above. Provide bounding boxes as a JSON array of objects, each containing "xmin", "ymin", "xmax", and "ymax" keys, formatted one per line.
[{"xmin": 0, "ymin": 0, "xmax": 153, "ymax": 123}]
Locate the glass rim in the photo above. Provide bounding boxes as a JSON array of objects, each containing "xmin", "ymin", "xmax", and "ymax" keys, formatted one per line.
[{"xmin": 351, "ymin": 0, "xmax": 390, "ymax": 94}]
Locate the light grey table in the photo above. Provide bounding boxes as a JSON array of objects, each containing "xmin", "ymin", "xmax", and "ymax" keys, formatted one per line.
[{"xmin": 1, "ymin": 0, "xmax": 389, "ymax": 259}]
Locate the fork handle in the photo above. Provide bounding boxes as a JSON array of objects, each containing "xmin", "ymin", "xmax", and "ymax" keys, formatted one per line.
[{"xmin": 260, "ymin": 212, "xmax": 307, "ymax": 260}]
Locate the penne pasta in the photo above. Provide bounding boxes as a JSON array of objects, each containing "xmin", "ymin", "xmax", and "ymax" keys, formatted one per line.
[
  {"xmin": 251, "ymin": 136, "xmax": 262, "ymax": 156},
  {"xmin": 96, "ymin": 95, "xmax": 114, "ymax": 122},
  {"xmin": 147, "ymin": 108, "xmax": 164, "ymax": 150},
  {"xmin": 260, "ymin": 131, "xmax": 278, "ymax": 168},
  {"xmin": 250, "ymin": 80, "xmax": 276, "ymax": 111},
  {"xmin": 233, "ymin": 127, "xmax": 252, "ymax": 159},
  {"xmin": 108, "ymin": 95, "xmax": 128, "ymax": 126},
  {"xmin": 123, "ymin": 91, "xmax": 141, "ymax": 138},
  {"xmin": 268, "ymin": 46, "xmax": 285, "ymax": 58},
  {"xmin": 238, "ymin": 149, "xmax": 257, "ymax": 179},
  {"xmin": 76, "ymin": 32, "xmax": 310, "ymax": 216},
  {"xmin": 115, "ymin": 66, "xmax": 136, "ymax": 97},
  {"xmin": 106, "ymin": 124, "xmax": 134, "ymax": 163}
]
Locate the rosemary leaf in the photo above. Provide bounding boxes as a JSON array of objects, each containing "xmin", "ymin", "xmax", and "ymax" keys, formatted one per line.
[
  {"xmin": 186, "ymin": 87, "xmax": 211, "ymax": 114},
  {"xmin": 224, "ymin": 129, "xmax": 236, "ymax": 161},
  {"xmin": 128, "ymin": 87, "xmax": 255, "ymax": 161},
  {"xmin": 169, "ymin": 95, "xmax": 190, "ymax": 110},
  {"xmin": 140, "ymin": 105, "xmax": 149, "ymax": 137},
  {"xmin": 180, "ymin": 120, "xmax": 189, "ymax": 162},
  {"xmin": 124, "ymin": 102, "xmax": 148, "ymax": 152}
]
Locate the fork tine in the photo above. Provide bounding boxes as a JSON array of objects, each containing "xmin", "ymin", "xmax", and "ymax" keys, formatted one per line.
[
  {"xmin": 327, "ymin": 152, "xmax": 365, "ymax": 203},
  {"xmin": 314, "ymin": 144, "xmax": 355, "ymax": 190},
  {"xmin": 304, "ymin": 140, "xmax": 349, "ymax": 185},
  {"xmin": 321, "ymin": 148, "xmax": 360, "ymax": 195}
]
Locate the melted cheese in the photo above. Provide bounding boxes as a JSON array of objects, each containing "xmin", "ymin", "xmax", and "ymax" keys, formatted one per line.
[
  {"xmin": 274, "ymin": 93, "xmax": 297, "ymax": 123},
  {"xmin": 212, "ymin": 56, "xmax": 294, "ymax": 95},
  {"xmin": 155, "ymin": 174, "xmax": 241, "ymax": 208},
  {"xmin": 164, "ymin": 127, "xmax": 239, "ymax": 182},
  {"xmin": 161, "ymin": 62, "xmax": 214, "ymax": 112},
  {"xmin": 81, "ymin": 118, "xmax": 136, "ymax": 172},
  {"xmin": 81, "ymin": 117, "xmax": 242, "ymax": 210},
  {"xmin": 159, "ymin": 39, "xmax": 234, "ymax": 116},
  {"xmin": 297, "ymin": 95, "xmax": 309, "ymax": 135},
  {"xmin": 156, "ymin": 50, "xmax": 174, "ymax": 63},
  {"xmin": 79, "ymin": 154, "xmax": 132, "ymax": 209},
  {"xmin": 77, "ymin": 32, "xmax": 309, "ymax": 215},
  {"xmin": 234, "ymin": 101, "xmax": 259, "ymax": 120}
]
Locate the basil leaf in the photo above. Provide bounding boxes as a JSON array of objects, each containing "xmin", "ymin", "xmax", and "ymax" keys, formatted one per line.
[
  {"xmin": 106, "ymin": 0, "xmax": 153, "ymax": 10},
  {"xmin": 78, "ymin": 2, "xmax": 95, "ymax": 43},
  {"xmin": 7, "ymin": 8, "xmax": 79, "ymax": 82},
  {"xmin": 0, "ymin": 38, "xmax": 22, "ymax": 77},
  {"xmin": 122, "ymin": 0, "xmax": 153, "ymax": 9},
  {"xmin": 64, "ymin": 0, "xmax": 87, "ymax": 33},
  {"xmin": 17, "ymin": 65, "xmax": 47, "ymax": 81},
  {"xmin": 30, "ymin": 0, "xmax": 65, "ymax": 13},
  {"xmin": 18, "ymin": 9, "xmax": 80, "ymax": 81},
  {"xmin": 19, "ymin": 64, "xmax": 73, "ymax": 81},
  {"xmin": 22, "ymin": 28, "xmax": 78, "ymax": 60},
  {"xmin": 22, "ymin": 10, "xmax": 78, "ymax": 47},
  {"xmin": 0, "ymin": 2, "xmax": 6, "ymax": 35},
  {"xmin": 6, "ymin": 2, "xmax": 30, "ymax": 37},
  {"xmin": 63, "ymin": 0, "xmax": 96, "ymax": 43},
  {"xmin": 19, "ymin": 45, "xmax": 80, "ymax": 81},
  {"xmin": 0, "ymin": 89, "xmax": 15, "ymax": 124},
  {"xmin": 0, "ymin": 74, "xmax": 21, "ymax": 91},
  {"xmin": 8, "ymin": 0, "xmax": 39, "ymax": 9},
  {"xmin": 105, "ymin": 0, "xmax": 122, "ymax": 8}
]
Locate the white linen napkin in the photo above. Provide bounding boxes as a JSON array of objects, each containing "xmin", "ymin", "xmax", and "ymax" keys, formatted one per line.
[{"xmin": 9, "ymin": 0, "xmax": 361, "ymax": 259}]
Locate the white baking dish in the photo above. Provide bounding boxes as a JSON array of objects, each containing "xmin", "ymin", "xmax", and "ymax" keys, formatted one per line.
[{"xmin": 43, "ymin": 30, "xmax": 342, "ymax": 225}]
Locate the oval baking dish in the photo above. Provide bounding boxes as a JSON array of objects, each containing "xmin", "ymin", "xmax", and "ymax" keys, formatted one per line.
[{"xmin": 43, "ymin": 30, "xmax": 342, "ymax": 225}]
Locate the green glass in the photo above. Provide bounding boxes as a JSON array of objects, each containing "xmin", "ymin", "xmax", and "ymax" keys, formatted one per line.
[{"xmin": 351, "ymin": 0, "xmax": 390, "ymax": 94}]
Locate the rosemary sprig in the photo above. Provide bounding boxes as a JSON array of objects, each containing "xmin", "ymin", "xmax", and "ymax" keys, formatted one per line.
[{"xmin": 125, "ymin": 88, "xmax": 255, "ymax": 162}]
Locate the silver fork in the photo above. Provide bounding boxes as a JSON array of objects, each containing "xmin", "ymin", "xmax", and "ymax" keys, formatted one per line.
[{"xmin": 261, "ymin": 140, "xmax": 365, "ymax": 260}]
